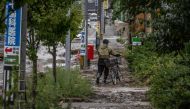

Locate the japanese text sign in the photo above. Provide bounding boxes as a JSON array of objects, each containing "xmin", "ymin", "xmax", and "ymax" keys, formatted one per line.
[{"xmin": 4, "ymin": 2, "xmax": 22, "ymax": 65}]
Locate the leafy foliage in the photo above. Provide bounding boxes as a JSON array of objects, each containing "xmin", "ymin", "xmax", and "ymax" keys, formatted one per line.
[
  {"xmin": 30, "ymin": 0, "xmax": 70, "ymax": 45},
  {"xmin": 0, "ymin": 0, "xmax": 32, "ymax": 33},
  {"xmin": 112, "ymin": 0, "xmax": 190, "ymax": 54},
  {"xmin": 125, "ymin": 38, "xmax": 158, "ymax": 84},
  {"xmin": 149, "ymin": 65, "xmax": 190, "ymax": 109},
  {"xmin": 152, "ymin": 0, "xmax": 190, "ymax": 53}
]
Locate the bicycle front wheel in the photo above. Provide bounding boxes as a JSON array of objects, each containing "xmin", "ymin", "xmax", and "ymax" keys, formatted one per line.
[{"xmin": 110, "ymin": 69, "xmax": 117, "ymax": 85}]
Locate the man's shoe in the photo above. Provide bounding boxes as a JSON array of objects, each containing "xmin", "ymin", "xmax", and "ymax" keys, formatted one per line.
[
  {"xmin": 96, "ymin": 78, "xmax": 100, "ymax": 85},
  {"xmin": 103, "ymin": 80, "xmax": 107, "ymax": 84}
]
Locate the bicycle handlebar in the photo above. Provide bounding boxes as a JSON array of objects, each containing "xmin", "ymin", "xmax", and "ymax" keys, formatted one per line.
[{"xmin": 109, "ymin": 57, "xmax": 122, "ymax": 66}]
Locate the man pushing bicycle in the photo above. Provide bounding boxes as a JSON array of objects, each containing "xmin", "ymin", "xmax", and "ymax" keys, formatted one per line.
[{"xmin": 96, "ymin": 39, "xmax": 121, "ymax": 85}]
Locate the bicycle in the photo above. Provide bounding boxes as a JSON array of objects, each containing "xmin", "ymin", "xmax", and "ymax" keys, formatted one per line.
[{"xmin": 108, "ymin": 57, "xmax": 123, "ymax": 85}]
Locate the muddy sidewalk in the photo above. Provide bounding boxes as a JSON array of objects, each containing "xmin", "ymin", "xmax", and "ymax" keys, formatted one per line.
[{"xmin": 62, "ymin": 54, "xmax": 152, "ymax": 109}]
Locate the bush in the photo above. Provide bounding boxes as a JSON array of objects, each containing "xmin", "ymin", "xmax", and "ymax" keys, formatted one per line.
[
  {"xmin": 27, "ymin": 68, "xmax": 92, "ymax": 109},
  {"xmin": 124, "ymin": 40, "xmax": 160, "ymax": 84},
  {"xmin": 124, "ymin": 37, "xmax": 181, "ymax": 84},
  {"xmin": 149, "ymin": 65, "xmax": 190, "ymax": 109},
  {"xmin": 125, "ymin": 39, "xmax": 190, "ymax": 109},
  {"xmin": 148, "ymin": 42, "xmax": 190, "ymax": 109}
]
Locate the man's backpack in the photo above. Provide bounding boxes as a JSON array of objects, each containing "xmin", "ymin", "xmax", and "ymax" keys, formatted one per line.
[
  {"xmin": 98, "ymin": 47, "xmax": 111, "ymax": 58},
  {"xmin": 98, "ymin": 47, "xmax": 112, "ymax": 67}
]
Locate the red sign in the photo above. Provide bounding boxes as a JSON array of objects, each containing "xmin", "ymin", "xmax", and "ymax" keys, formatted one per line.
[{"xmin": 5, "ymin": 47, "xmax": 13, "ymax": 53}]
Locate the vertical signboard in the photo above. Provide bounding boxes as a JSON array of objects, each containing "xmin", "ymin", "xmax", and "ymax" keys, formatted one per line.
[
  {"xmin": 103, "ymin": 0, "xmax": 108, "ymax": 9},
  {"xmin": 3, "ymin": 2, "xmax": 22, "ymax": 108},
  {"xmin": 101, "ymin": 4, "xmax": 104, "ymax": 34},
  {"xmin": 80, "ymin": 31, "xmax": 86, "ymax": 56},
  {"xmin": 96, "ymin": 21, "xmax": 100, "ymax": 37},
  {"xmin": 4, "ymin": 2, "xmax": 22, "ymax": 66}
]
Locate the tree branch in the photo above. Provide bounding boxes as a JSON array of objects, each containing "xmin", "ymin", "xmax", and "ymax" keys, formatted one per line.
[{"xmin": 48, "ymin": 46, "xmax": 53, "ymax": 55}]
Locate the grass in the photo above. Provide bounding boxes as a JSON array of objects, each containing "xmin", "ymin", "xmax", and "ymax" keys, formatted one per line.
[{"xmin": 26, "ymin": 67, "xmax": 92, "ymax": 109}]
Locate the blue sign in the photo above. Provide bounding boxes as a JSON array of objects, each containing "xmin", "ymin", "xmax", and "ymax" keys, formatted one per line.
[
  {"xmin": 4, "ymin": 2, "xmax": 22, "ymax": 65},
  {"xmin": 5, "ymin": 2, "xmax": 22, "ymax": 47},
  {"xmin": 80, "ymin": 31, "xmax": 85, "ymax": 43},
  {"xmin": 80, "ymin": 50, "xmax": 86, "ymax": 56},
  {"xmin": 81, "ymin": 35, "xmax": 84, "ymax": 43}
]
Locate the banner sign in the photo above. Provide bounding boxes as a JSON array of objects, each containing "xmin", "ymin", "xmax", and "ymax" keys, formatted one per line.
[
  {"xmin": 80, "ymin": 33, "xmax": 86, "ymax": 56},
  {"xmin": 80, "ymin": 20, "xmax": 87, "ymax": 56},
  {"xmin": 4, "ymin": 2, "xmax": 22, "ymax": 66}
]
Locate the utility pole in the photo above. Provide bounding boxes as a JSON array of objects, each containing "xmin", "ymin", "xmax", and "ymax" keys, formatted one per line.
[
  {"xmin": 84, "ymin": 0, "xmax": 88, "ymax": 68},
  {"xmin": 18, "ymin": 4, "xmax": 27, "ymax": 108},
  {"xmin": 98, "ymin": 0, "xmax": 101, "ymax": 37},
  {"xmin": 101, "ymin": 0, "xmax": 104, "ymax": 38},
  {"xmin": 65, "ymin": 8, "xmax": 71, "ymax": 70},
  {"xmin": 98, "ymin": 0, "xmax": 104, "ymax": 40}
]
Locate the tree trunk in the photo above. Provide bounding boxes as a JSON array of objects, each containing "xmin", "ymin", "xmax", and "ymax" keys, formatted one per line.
[
  {"xmin": 31, "ymin": 28, "xmax": 38, "ymax": 109},
  {"xmin": 52, "ymin": 45, "xmax": 57, "ymax": 83},
  {"xmin": 32, "ymin": 56, "xmax": 37, "ymax": 109}
]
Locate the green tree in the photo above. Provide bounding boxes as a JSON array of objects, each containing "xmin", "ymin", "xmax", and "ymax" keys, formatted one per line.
[
  {"xmin": 0, "ymin": 0, "xmax": 31, "ymax": 33},
  {"xmin": 152, "ymin": 0, "xmax": 190, "ymax": 54},
  {"xmin": 37, "ymin": 3, "xmax": 70, "ymax": 83},
  {"xmin": 36, "ymin": 0, "xmax": 82, "ymax": 83},
  {"xmin": 27, "ymin": 1, "xmax": 50, "ymax": 108},
  {"xmin": 27, "ymin": 0, "xmax": 82, "ymax": 108}
]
